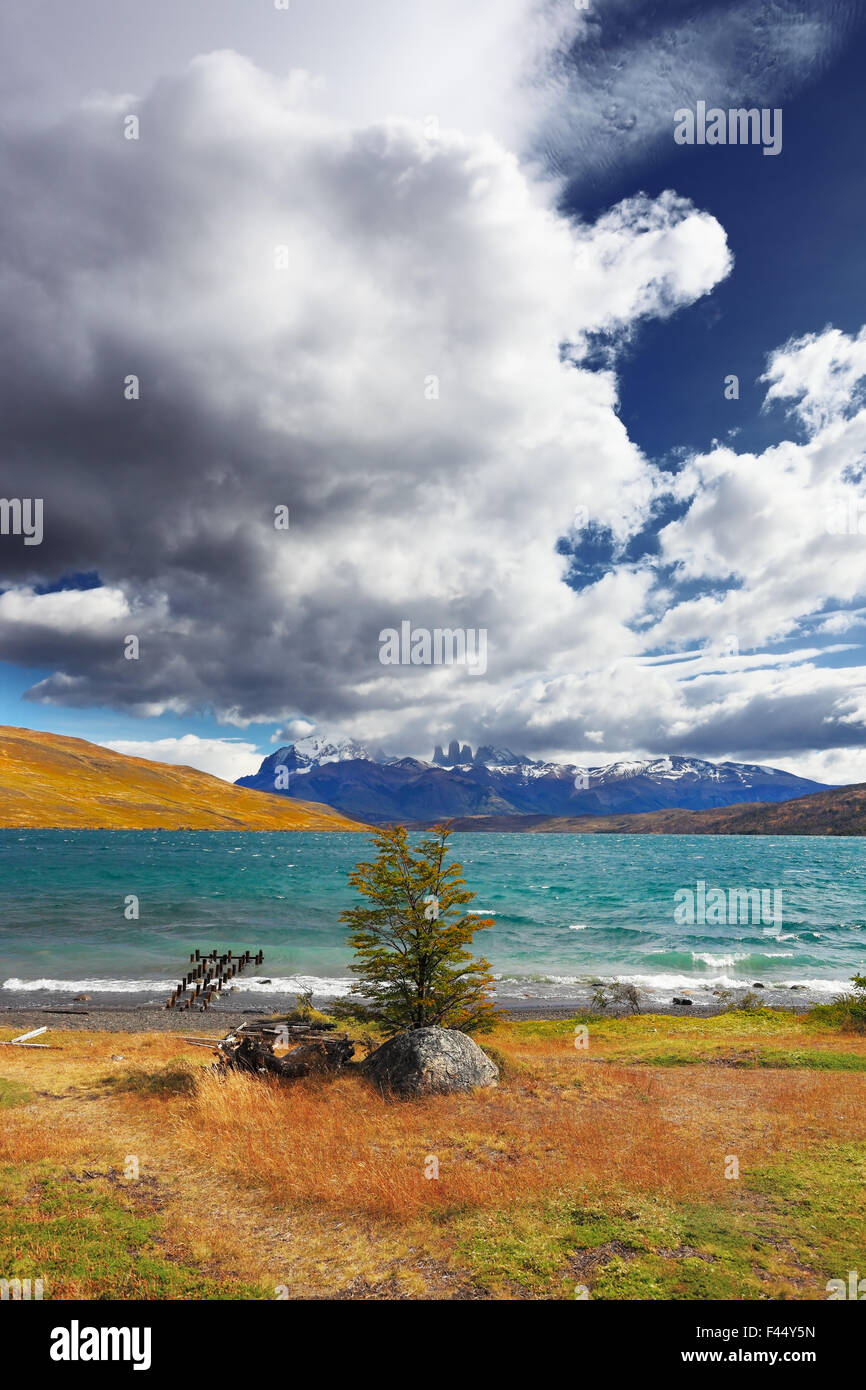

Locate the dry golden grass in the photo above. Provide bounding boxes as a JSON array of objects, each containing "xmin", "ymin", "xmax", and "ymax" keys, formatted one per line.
[
  {"xmin": 0, "ymin": 1031, "xmax": 186, "ymax": 1171},
  {"xmin": 174, "ymin": 1047, "xmax": 866, "ymax": 1220},
  {"xmin": 0, "ymin": 726, "xmax": 364, "ymax": 829},
  {"xmin": 0, "ymin": 1027, "xmax": 448, "ymax": 1296},
  {"xmin": 3, "ymin": 1016, "xmax": 866, "ymax": 1298},
  {"xmin": 5, "ymin": 1021, "xmax": 866, "ymax": 1222},
  {"xmin": 0, "ymin": 1109, "xmax": 96, "ymax": 1170}
]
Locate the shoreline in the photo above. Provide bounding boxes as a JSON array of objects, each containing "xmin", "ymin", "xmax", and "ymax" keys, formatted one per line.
[{"xmin": 0, "ymin": 982, "xmax": 825, "ymax": 1033}]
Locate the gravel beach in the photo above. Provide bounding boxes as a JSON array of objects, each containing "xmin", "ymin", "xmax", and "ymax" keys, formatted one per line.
[{"xmin": 0, "ymin": 982, "xmax": 821, "ymax": 1034}]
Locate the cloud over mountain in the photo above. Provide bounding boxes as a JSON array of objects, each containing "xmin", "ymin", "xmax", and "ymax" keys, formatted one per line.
[
  {"xmin": 0, "ymin": 52, "xmax": 728, "ymax": 738},
  {"xmin": 1, "ymin": 47, "xmax": 865, "ymax": 772}
]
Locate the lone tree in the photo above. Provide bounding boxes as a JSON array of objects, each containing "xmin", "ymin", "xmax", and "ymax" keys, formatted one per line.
[{"xmin": 340, "ymin": 824, "xmax": 499, "ymax": 1035}]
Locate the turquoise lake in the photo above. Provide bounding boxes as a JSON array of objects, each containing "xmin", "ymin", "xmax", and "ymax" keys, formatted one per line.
[{"xmin": 1, "ymin": 829, "xmax": 865, "ymax": 1004}]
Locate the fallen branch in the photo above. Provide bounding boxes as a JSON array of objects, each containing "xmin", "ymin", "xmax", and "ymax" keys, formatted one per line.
[
  {"xmin": 0, "ymin": 1025, "xmax": 52, "ymax": 1048},
  {"xmin": 180, "ymin": 1019, "xmax": 357, "ymax": 1079}
]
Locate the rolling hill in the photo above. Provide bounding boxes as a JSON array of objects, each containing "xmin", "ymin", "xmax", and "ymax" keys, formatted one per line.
[
  {"xmin": 0, "ymin": 727, "xmax": 365, "ymax": 831},
  {"xmin": 414, "ymin": 782, "xmax": 866, "ymax": 836}
]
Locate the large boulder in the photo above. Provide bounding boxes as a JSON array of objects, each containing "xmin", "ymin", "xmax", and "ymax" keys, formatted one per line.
[{"xmin": 361, "ymin": 1026, "xmax": 498, "ymax": 1098}]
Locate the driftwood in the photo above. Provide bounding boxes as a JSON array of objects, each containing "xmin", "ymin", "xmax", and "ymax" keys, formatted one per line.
[
  {"xmin": 182, "ymin": 1017, "xmax": 355, "ymax": 1080},
  {"xmin": 0, "ymin": 1026, "xmax": 52, "ymax": 1049}
]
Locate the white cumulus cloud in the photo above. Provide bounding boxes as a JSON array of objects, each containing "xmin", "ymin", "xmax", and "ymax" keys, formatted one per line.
[{"xmin": 101, "ymin": 735, "xmax": 262, "ymax": 783}]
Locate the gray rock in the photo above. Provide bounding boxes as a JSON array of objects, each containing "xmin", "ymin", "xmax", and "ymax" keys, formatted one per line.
[
  {"xmin": 361, "ymin": 1026, "xmax": 498, "ymax": 1098},
  {"xmin": 672, "ymin": 996, "xmax": 693, "ymax": 1006}
]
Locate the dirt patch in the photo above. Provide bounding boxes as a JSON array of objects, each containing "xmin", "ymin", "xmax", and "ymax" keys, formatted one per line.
[
  {"xmin": 565, "ymin": 1239, "xmax": 640, "ymax": 1281},
  {"xmin": 328, "ymin": 1258, "xmax": 493, "ymax": 1300}
]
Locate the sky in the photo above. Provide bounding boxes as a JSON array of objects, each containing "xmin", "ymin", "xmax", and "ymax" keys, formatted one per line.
[{"xmin": 2, "ymin": 0, "xmax": 866, "ymax": 785}]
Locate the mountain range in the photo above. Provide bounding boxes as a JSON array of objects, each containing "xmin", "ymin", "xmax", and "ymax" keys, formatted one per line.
[
  {"xmin": 0, "ymin": 726, "xmax": 857, "ymax": 835},
  {"xmin": 236, "ymin": 736, "xmax": 828, "ymax": 825}
]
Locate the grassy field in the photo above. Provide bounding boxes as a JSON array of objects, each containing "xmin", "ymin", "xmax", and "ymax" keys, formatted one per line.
[{"xmin": 1, "ymin": 1007, "xmax": 865, "ymax": 1300}]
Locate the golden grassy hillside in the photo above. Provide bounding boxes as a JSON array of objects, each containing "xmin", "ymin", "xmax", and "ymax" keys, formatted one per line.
[{"xmin": 0, "ymin": 726, "xmax": 364, "ymax": 831}]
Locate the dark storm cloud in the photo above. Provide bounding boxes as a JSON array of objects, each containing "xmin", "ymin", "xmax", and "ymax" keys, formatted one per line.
[
  {"xmin": 0, "ymin": 52, "xmax": 734, "ymax": 739},
  {"xmin": 4, "ymin": 47, "xmax": 861, "ymax": 772}
]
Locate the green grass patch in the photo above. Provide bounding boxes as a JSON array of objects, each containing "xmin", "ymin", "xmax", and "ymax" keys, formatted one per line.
[
  {"xmin": 504, "ymin": 1011, "xmax": 866, "ymax": 1069},
  {"xmin": 746, "ymin": 1142, "xmax": 866, "ymax": 1275},
  {"xmin": 634, "ymin": 1047, "xmax": 866, "ymax": 1071},
  {"xmin": 0, "ymin": 1076, "xmax": 34, "ymax": 1108},
  {"xmin": 453, "ymin": 1142, "xmax": 866, "ymax": 1300},
  {"xmin": 508, "ymin": 1008, "xmax": 799, "ymax": 1045},
  {"xmin": 0, "ymin": 1163, "xmax": 267, "ymax": 1299},
  {"xmin": 454, "ymin": 1195, "xmax": 666, "ymax": 1296}
]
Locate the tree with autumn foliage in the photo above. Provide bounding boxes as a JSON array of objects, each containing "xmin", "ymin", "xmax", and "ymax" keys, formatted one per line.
[{"xmin": 339, "ymin": 824, "xmax": 500, "ymax": 1036}]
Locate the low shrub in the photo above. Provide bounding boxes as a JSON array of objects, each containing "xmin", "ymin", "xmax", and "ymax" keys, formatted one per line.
[{"xmin": 808, "ymin": 976, "xmax": 866, "ymax": 1033}]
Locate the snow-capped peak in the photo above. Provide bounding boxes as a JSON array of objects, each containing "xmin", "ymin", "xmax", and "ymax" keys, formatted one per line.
[
  {"xmin": 589, "ymin": 755, "xmax": 721, "ymax": 784},
  {"xmin": 275, "ymin": 735, "xmax": 381, "ymax": 773},
  {"xmin": 240, "ymin": 739, "xmax": 825, "ymax": 819},
  {"xmin": 297, "ymin": 735, "xmax": 371, "ymax": 762}
]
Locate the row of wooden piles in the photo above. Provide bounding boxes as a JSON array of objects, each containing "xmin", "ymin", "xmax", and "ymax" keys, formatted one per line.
[{"xmin": 165, "ymin": 948, "xmax": 264, "ymax": 1010}]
